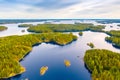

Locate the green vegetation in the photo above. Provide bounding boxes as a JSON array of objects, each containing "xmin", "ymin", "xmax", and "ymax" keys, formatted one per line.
[
  {"xmin": 106, "ymin": 30, "xmax": 120, "ymax": 37},
  {"xmin": 79, "ymin": 32, "xmax": 83, "ymax": 36},
  {"xmin": 21, "ymin": 30, "xmax": 25, "ymax": 32},
  {"xmin": 0, "ymin": 33, "xmax": 77, "ymax": 78},
  {"xmin": 40, "ymin": 66, "xmax": 48, "ymax": 75},
  {"xmin": 84, "ymin": 49, "xmax": 120, "ymax": 80},
  {"xmin": 117, "ymin": 25, "xmax": 120, "ymax": 26},
  {"xmin": 87, "ymin": 42, "xmax": 95, "ymax": 48},
  {"xmin": 27, "ymin": 24, "xmax": 105, "ymax": 33},
  {"xmin": 0, "ymin": 26, "xmax": 7, "ymax": 31},
  {"xmin": 18, "ymin": 24, "xmax": 33, "ymax": 27},
  {"xmin": 105, "ymin": 36, "xmax": 120, "ymax": 48},
  {"xmin": 105, "ymin": 30, "xmax": 120, "ymax": 48},
  {"xmin": 64, "ymin": 60, "xmax": 71, "ymax": 67}
]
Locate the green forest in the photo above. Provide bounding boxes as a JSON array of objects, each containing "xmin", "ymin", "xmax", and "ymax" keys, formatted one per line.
[
  {"xmin": 18, "ymin": 24, "xmax": 33, "ymax": 27},
  {"xmin": 84, "ymin": 49, "xmax": 120, "ymax": 80},
  {"xmin": 79, "ymin": 32, "xmax": 83, "ymax": 36},
  {"xmin": 27, "ymin": 24, "xmax": 105, "ymax": 33},
  {"xmin": 106, "ymin": 30, "xmax": 120, "ymax": 37},
  {"xmin": 0, "ymin": 33, "xmax": 77, "ymax": 78},
  {"xmin": 105, "ymin": 30, "xmax": 120, "ymax": 48},
  {"xmin": 87, "ymin": 42, "xmax": 95, "ymax": 48},
  {"xmin": 0, "ymin": 26, "xmax": 7, "ymax": 31}
]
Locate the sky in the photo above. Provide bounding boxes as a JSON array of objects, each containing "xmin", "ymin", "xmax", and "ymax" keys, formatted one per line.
[{"xmin": 0, "ymin": 0, "xmax": 120, "ymax": 19}]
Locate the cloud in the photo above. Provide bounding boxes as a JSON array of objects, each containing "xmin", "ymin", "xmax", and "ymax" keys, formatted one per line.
[
  {"xmin": 2, "ymin": 0, "xmax": 80, "ymax": 9},
  {"xmin": 40, "ymin": 0, "xmax": 79, "ymax": 9},
  {"xmin": 0, "ymin": 0, "xmax": 120, "ymax": 18}
]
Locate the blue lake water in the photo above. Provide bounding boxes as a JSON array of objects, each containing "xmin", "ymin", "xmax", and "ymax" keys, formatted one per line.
[{"xmin": 0, "ymin": 20, "xmax": 120, "ymax": 80}]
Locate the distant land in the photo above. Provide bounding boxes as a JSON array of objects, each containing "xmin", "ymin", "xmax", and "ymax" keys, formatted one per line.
[{"xmin": 0, "ymin": 19, "xmax": 120, "ymax": 24}]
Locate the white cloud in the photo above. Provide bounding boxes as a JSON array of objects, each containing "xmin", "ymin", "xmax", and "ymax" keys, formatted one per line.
[{"xmin": 0, "ymin": 0, "xmax": 120, "ymax": 18}]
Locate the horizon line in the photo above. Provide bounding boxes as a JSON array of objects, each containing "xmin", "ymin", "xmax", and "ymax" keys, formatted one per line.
[{"xmin": 0, "ymin": 18, "xmax": 120, "ymax": 20}]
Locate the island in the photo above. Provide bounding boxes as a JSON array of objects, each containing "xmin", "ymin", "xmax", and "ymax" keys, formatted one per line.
[
  {"xmin": 40, "ymin": 66, "xmax": 48, "ymax": 75},
  {"xmin": 87, "ymin": 42, "xmax": 95, "ymax": 48},
  {"xmin": 18, "ymin": 24, "xmax": 33, "ymax": 27},
  {"xmin": 0, "ymin": 19, "xmax": 45, "ymax": 24},
  {"xmin": 0, "ymin": 33, "xmax": 77, "ymax": 78},
  {"xmin": 64, "ymin": 60, "xmax": 71, "ymax": 67},
  {"xmin": 117, "ymin": 24, "xmax": 120, "ymax": 27},
  {"xmin": 105, "ymin": 30, "xmax": 120, "ymax": 48},
  {"xmin": 79, "ymin": 32, "xmax": 83, "ymax": 36},
  {"xmin": 21, "ymin": 30, "xmax": 25, "ymax": 32},
  {"xmin": 27, "ymin": 24, "xmax": 105, "ymax": 33},
  {"xmin": 0, "ymin": 26, "xmax": 7, "ymax": 31},
  {"xmin": 84, "ymin": 49, "xmax": 120, "ymax": 80}
]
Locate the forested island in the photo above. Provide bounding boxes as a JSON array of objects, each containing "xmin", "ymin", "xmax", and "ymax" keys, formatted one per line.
[
  {"xmin": 105, "ymin": 30, "xmax": 120, "ymax": 48},
  {"xmin": 26, "ymin": 24, "xmax": 105, "ymax": 33},
  {"xmin": 0, "ymin": 33, "xmax": 77, "ymax": 78},
  {"xmin": 117, "ymin": 25, "xmax": 120, "ymax": 26},
  {"xmin": 84, "ymin": 49, "xmax": 120, "ymax": 80},
  {"xmin": 87, "ymin": 42, "xmax": 95, "ymax": 48},
  {"xmin": 18, "ymin": 24, "xmax": 33, "ymax": 27},
  {"xmin": 79, "ymin": 32, "xmax": 83, "ymax": 36},
  {"xmin": 0, "ymin": 26, "xmax": 7, "ymax": 31}
]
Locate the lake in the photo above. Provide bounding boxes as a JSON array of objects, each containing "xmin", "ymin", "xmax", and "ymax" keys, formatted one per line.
[{"xmin": 0, "ymin": 20, "xmax": 120, "ymax": 80}]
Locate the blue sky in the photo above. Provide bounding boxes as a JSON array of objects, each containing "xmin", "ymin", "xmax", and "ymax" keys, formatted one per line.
[{"xmin": 0, "ymin": 0, "xmax": 120, "ymax": 19}]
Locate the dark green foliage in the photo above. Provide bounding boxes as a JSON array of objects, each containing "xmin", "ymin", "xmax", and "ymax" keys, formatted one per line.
[
  {"xmin": 18, "ymin": 24, "xmax": 33, "ymax": 27},
  {"xmin": 27, "ymin": 24, "xmax": 105, "ymax": 33},
  {"xmin": 105, "ymin": 30, "xmax": 120, "ymax": 48},
  {"xmin": 79, "ymin": 32, "xmax": 83, "ymax": 36},
  {"xmin": 118, "ymin": 25, "xmax": 120, "ymax": 27},
  {"xmin": 105, "ymin": 36, "xmax": 120, "ymax": 48},
  {"xmin": 0, "ymin": 33, "xmax": 77, "ymax": 78},
  {"xmin": 87, "ymin": 42, "xmax": 94, "ymax": 48},
  {"xmin": 84, "ymin": 49, "xmax": 120, "ymax": 80},
  {"xmin": 88, "ymin": 25, "xmax": 105, "ymax": 32},
  {"xmin": 0, "ymin": 26, "xmax": 7, "ymax": 31},
  {"xmin": 106, "ymin": 30, "xmax": 120, "ymax": 37}
]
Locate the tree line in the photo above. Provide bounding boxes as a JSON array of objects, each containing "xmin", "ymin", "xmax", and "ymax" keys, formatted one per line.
[
  {"xmin": 0, "ymin": 26, "xmax": 7, "ymax": 31},
  {"xmin": 84, "ymin": 49, "xmax": 120, "ymax": 80},
  {"xmin": 25, "ymin": 24, "xmax": 105, "ymax": 33},
  {"xmin": 0, "ymin": 33, "xmax": 77, "ymax": 78},
  {"xmin": 105, "ymin": 30, "xmax": 120, "ymax": 48}
]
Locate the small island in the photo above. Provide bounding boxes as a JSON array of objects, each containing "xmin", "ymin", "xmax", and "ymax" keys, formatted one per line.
[
  {"xmin": 64, "ymin": 60, "xmax": 71, "ymax": 67},
  {"xmin": 0, "ymin": 26, "xmax": 7, "ymax": 31},
  {"xmin": 21, "ymin": 30, "xmax": 25, "ymax": 32},
  {"xmin": 40, "ymin": 66, "xmax": 48, "ymax": 75},
  {"xmin": 110, "ymin": 26, "xmax": 113, "ymax": 28},
  {"xmin": 87, "ymin": 42, "xmax": 95, "ymax": 48},
  {"xmin": 79, "ymin": 32, "xmax": 83, "ymax": 36},
  {"xmin": 117, "ymin": 24, "xmax": 120, "ymax": 27},
  {"xmin": 84, "ymin": 49, "xmax": 120, "ymax": 80},
  {"xmin": 18, "ymin": 24, "xmax": 33, "ymax": 27}
]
